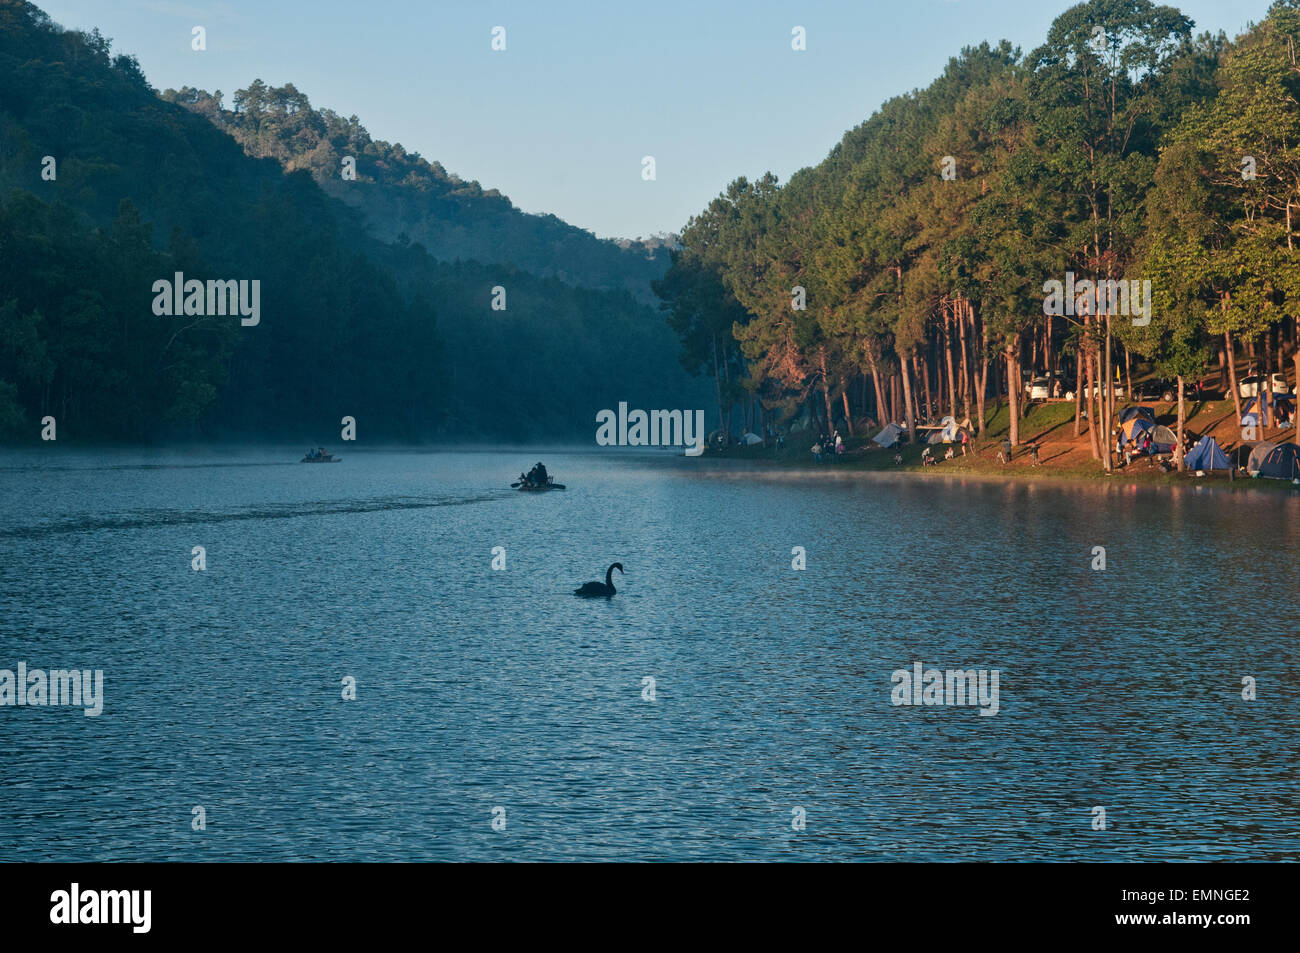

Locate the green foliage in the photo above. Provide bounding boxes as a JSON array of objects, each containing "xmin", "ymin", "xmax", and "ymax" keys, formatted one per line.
[
  {"xmin": 0, "ymin": 0, "xmax": 705, "ymax": 443},
  {"xmin": 658, "ymin": 0, "xmax": 1300, "ymax": 461}
]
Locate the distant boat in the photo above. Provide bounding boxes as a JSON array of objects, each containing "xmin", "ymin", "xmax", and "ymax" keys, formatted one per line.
[
  {"xmin": 513, "ymin": 478, "xmax": 565, "ymax": 491},
  {"xmin": 301, "ymin": 453, "xmax": 341, "ymax": 463}
]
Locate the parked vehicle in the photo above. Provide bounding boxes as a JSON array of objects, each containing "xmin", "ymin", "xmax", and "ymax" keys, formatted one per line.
[
  {"xmin": 1025, "ymin": 377, "xmax": 1052, "ymax": 400},
  {"xmin": 1238, "ymin": 373, "xmax": 1291, "ymax": 397},
  {"xmin": 1133, "ymin": 379, "xmax": 1176, "ymax": 402},
  {"xmin": 1087, "ymin": 382, "xmax": 1126, "ymax": 399}
]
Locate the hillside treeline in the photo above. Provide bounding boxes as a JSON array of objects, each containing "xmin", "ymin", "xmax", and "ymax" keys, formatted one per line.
[{"xmin": 658, "ymin": 0, "xmax": 1300, "ymax": 470}]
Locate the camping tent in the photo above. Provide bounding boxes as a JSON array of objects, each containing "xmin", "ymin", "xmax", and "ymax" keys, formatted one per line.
[
  {"xmin": 1184, "ymin": 436, "xmax": 1231, "ymax": 471},
  {"xmin": 1255, "ymin": 442, "xmax": 1300, "ymax": 480},
  {"xmin": 1148, "ymin": 425, "xmax": 1178, "ymax": 453},
  {"xmin": 1119, "ymin": 416, "xmax": 1154, "ymax": 447},
  {"xmin": 873, "ymin": 423, "xmax": 904, "ymax": 448},
  {"xmin": 921, "ymin": 418, "xmax": 958, "ymax": 444},
  {"xmin": 1121, "ymin": 417, "xmax": 1176, "ymax": 452},
  {"xmin": 1247, "ymin": 441, "xmax": 1278, "ymax": 474},
  {"xmin": 1119, "ymin": 406, "xmax": 1156, "ymax": 425},
  {"xmin": 739, "ymin": 431, "xmax": 763, "ymax": 445}
]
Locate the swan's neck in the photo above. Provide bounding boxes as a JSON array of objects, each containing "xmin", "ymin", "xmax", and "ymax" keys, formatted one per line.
[{"xmin": 605, "ymin": 566, "xmax": 614, "ymax": 588}]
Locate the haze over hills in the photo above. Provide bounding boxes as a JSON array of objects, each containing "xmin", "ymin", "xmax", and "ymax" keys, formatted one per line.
[
  {"xmin": 162, "ymin": 81, "xmax": 677, "ymax": 302},
  {"xmin": 0, "ymin": 0, "xmax": 706, "ymax": 443}
]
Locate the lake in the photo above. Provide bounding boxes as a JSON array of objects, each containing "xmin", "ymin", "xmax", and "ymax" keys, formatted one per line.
[{"xmin": 0, "ymin": 448, "xmax": 1296, "ymax": 861}]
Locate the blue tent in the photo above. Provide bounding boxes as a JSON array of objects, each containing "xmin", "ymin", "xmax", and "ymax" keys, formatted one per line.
[
  {"xmin": 1256, "ymin": 442, "xmax": 1300, "ymax": 480},
  {"xmin": 1119, "ymin": 406, "xmax": 1156, "ymax": 425},
  {"xmin": 1184, "ymin": 435, "xmax": 1231, "ymax": 470}
]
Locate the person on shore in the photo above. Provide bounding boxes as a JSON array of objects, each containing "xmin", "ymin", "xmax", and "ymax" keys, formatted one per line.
[
  {"xmin": 1028, "ymin": 443, "xmax": 1041, "ymax": 466},
  {"xmin": 960, "ymin": 429, "xmax": 970, "ymax": 456},
  {"xmin": 835, "ymin": 432, "xmax": 844, "ymax": 459},
  {"xmin": 1001, "ymin": 438, "xmax": 1012, "ymax": 463},
  {"xmin": 893, "ymin": 451, "xmax": 903, "ymax": 465},
  {"xmin": 811, "ymin": 441, "xmax": 823, "ymax": 463}
]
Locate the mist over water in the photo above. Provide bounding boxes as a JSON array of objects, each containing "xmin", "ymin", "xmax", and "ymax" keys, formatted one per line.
[{"xmin": 0, "ymin": 448, "xmax": 1296, "ymax": 860}]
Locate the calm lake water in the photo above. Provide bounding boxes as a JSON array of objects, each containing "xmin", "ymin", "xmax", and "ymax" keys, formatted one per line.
[{"xmin": 0, "ymin": 447, "xmax": 1296, "ymax": 861}]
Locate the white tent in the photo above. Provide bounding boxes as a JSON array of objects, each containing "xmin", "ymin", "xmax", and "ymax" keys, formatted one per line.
[
  {"xmin": 925, "ymin": 418, "xmax": 958, "ymax": 444},
  {"xmin": 873, "ymin": 423, "xmax": 903, "ymax": 447},
  {"xmin": 740, "ymin": 431, "xmax": 763, "ymax": 445}
]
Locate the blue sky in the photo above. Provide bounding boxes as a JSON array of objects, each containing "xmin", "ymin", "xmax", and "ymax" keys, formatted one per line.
[{"xmin": 37, "ymin": 0, "xmax": 1275, "ymax": 240}]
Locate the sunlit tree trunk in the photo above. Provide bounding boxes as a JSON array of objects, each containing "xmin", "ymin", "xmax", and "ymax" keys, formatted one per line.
[
  {"xmin": 1175, "ymin": 376, "xmax": 1186, "ymax": 471},
  {"xmin": 944, "ymin": 305, "xmax": 958, "ymax": 420},
  {"xmin": 865, "ymin": 344, "xmax": 887, "ymax": 428},
  {"xmin": 900, "ymin": 349, "xmax": 917, "ymax": 443},
  {"xmin": 1224, "ymin": 326, "xmax": 1243, "ymax": 427},
  {"xmin": 977, "ymin": 318, "xmax": 989, "ymax": 435},
  {"xmin": 1083, "ymin": 317, "xmax": 1101, "ymax": 461},
  {"xmin": 1005, "ymin": 337, "xmax": 1020, "ymax": 446}
]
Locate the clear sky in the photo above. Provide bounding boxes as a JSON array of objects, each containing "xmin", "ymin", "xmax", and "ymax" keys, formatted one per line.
[{"xmin": 36, "ymin": 0, "xmax": 1275, "ymax": 240}]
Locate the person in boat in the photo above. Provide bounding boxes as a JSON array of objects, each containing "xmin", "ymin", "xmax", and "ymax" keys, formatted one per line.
[
  {"xmin": 319, "ymin": 447, "xmax": 328, "ymax": 460},
  {"xmin": 533, "ymin": 462, "xmax": 549, "ymax": 486},
  {"xmin": 307, "ymin": 448, "xmax": 315, "ymax": 460}
]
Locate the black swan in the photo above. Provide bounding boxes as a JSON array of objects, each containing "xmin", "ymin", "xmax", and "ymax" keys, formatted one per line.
[{"xmin": 574, "ymin": 562, "xmax": 623, "ymax": 597}]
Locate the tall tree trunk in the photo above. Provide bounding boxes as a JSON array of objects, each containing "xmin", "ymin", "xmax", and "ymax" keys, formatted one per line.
[
  {"xmin": 1083, "ymin": 317, "xmax": 1101, "ymax": 461},
  {"xmin": 819, "ymin": 347, "xmax": 834, "ymax": 436},
  {"xmin": 865, "ymin": 344, "xmax": 887, "ymax": 428},
  {"xmin": 1074, "ymin": 336, "xmax": 1084, "ymax": 437},
  {"xmin": 976, "ymin": 319, "xmax": 989, "ymax": 435},
  {"xmin": 1046, "ymin": 314, "xmax": 1054, "ymax": 383},
  {"xmin": 841, "ymin": 389, "xmax": 854, "ymax": 437},
  {"xmin": 1225, "ymin": 327, "xmax": 1243, "ymax": 427},
  {"xmin": 919, "ymin": 352, "xmax": 932, "ymax": 423},
  {"xmin": 1102, "ymin": 314, "xmax": 1113, "ymax": 472},
  {"xmin": 944, "ymin": 305, "xmax": 958, "ymax": 420},
  {"xmin": 711, "ymin": 333, "xmax": 724, "ymax": 435},
  {"xmin": 1263, "ymin": 331, "xmax": 1274, "ymax": 428},
  {"xmin": 1005, "ymin": 338, "xmax": 1020, "ymax": 446},
  {"xmin": 1290, "ymin": 200, "xmax": 1300, "ymax": 411},
  {"xmin": 1175, "ymin": 376, "xmax": 1186, "ymax": 471},
  {"xmin": 900, "ymin": 350, "xmax": 917, "ymax": 443},
  {"xmin": 721, "ymin": 338, "xmax": 732, "ymax": 439},
  {"xmin": 957, "ymin": 297, "xmax": 971, "ymax": 421}
]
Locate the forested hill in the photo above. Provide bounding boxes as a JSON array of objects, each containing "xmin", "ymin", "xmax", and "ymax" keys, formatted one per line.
[
  {"xmin": 658, "ymin": 0, "xmax": 1300, "ymax": 468},
  {"xmin": 0, "ymin": 0, "xmax": 705, "ymax": 443},
  {"xmin": 161, "ymin": 82, "xmax": 675, "ymax": 300}
]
